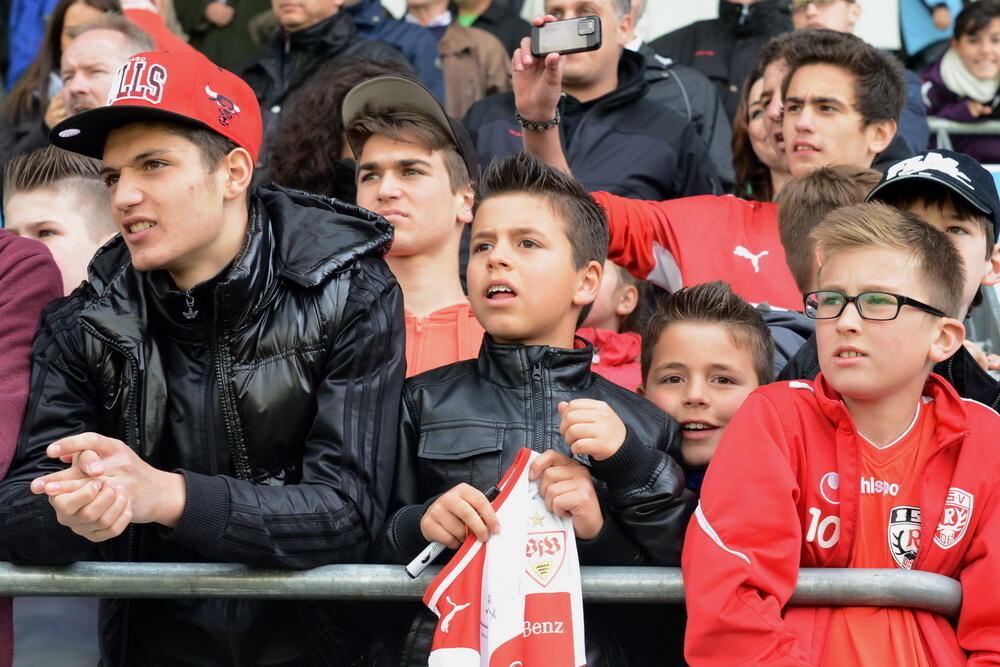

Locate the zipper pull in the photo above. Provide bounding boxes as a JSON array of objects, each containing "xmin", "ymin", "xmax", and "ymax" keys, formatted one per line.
[
  {"xmin": 532, "ymin": 362, "xmax": 542, "ymax": 382},
  {"xmin": 182, "ymin": 290, "xmax": 199, "ymax": 320}
]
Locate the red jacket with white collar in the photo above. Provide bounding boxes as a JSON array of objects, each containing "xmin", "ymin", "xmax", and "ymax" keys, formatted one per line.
[
  {"xmin": 683, "ymin": 373, "xmax": 1000, "ymax": 666},
  {"xmin": 592, "ymin": 191, "xmax": 801, "ymax": 311}
]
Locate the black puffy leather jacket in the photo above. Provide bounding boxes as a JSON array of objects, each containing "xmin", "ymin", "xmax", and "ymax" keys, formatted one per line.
[
  {"xmin": 0, "ymin": 185, "xmax": 406, "ymax": 666},
  {"xmin": 367, "ymin": 336, "xmax": 696, "ymax": 666}
]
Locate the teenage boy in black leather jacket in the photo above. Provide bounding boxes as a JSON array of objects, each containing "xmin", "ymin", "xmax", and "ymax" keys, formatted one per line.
[
  {"xmin": 367, "ymin": 152, "xmax": 695, "ymax": 667},
  {"xmin": 1, "ymin": 50, "xmax": 405, "ymax": 666}
]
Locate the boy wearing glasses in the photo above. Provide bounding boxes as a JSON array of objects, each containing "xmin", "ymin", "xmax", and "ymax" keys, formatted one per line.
[{"xmin": 683, "ymin": 202, "xmax": 1000, "ymax": 664}]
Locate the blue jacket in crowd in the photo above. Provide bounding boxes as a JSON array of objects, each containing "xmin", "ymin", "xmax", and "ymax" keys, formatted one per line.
[
  {"xmin": 6, "ymin": 0, "xmax": 55, "ymax": 88},
  {"xmin": 346, "ymin": 0, "xmax": 445, "ymax": 103}
]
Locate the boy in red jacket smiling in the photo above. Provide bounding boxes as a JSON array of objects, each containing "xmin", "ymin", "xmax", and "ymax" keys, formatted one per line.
[{"xmin": 683, "ymin": 203, "xmax": 1000, "ymax": 664}]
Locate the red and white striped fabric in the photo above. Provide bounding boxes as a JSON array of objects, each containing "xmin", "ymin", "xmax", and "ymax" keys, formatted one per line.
[{"xmin": 423, "ymin": 448, "xmax": 586, "ymax": 667}]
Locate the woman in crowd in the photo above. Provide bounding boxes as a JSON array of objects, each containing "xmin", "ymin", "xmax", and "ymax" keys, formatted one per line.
[{"xmin": 732, "ymin": 65, "xmax": 792, "ymax": 202}]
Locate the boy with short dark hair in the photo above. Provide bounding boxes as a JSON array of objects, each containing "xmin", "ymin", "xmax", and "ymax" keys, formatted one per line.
[
  {"xmin": 637, "ymin": 281, "xmax": 773, "ymax": 481},
  {"xmin": 344, "ymin": 75, "xmax": 485, "ymax": 376},
  {"xmin": 780, "ymin": 28, "xmax": 904, "ymax": 177},
  {"xmin": 684, "ymin": 202, "xmax": 1000, "ymax": 664},
  {"xmin": 371, "ymin": 152, "xmax": 694, "ymax": 666}
]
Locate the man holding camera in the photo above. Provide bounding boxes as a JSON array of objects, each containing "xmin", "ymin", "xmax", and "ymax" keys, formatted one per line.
[{"xmin": 462, "ymin": 0, "xmax": 720, "ymax": 201}]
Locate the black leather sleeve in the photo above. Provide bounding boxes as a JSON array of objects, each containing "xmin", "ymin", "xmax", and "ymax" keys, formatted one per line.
[
  {"xmin": 590, "ymin": 425, "xmax": 696, "ymax": 567},
  {"xmin": 370, "ymin": 383, "xmax": 434, "ymax": 565},
  {"xmin": 166, "ymin": 258, "xmax": 406, "ymax": 568}
]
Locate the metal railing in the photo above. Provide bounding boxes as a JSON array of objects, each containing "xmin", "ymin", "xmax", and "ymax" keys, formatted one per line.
[
  {"xmin": 927, "ymin": 117, "xmax": 1000, "ymax": 151},
  {"xmin": 0, "ymin": 563, "xmax": 963, "ymax": 618}
]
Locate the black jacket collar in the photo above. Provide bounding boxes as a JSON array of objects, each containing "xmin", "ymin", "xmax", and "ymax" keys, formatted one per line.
[
  {"xmin": 476, "ymin": 335, "xmax": 595, "ymax": 390},
  {"xmin": 277, "ymin": 11, "xmax": 357, "ymax": 58}
]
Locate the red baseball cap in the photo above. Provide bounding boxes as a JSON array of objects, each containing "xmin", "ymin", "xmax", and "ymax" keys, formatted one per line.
[{"xmin": 50, "ymin": 50, "xmax": 262, "ymax": 163}]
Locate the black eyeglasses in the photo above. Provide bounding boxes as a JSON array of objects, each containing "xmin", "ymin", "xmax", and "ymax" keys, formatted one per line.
[{"xmin": 803, "ymin": 290, "xmax": 948, "ymax": 321}]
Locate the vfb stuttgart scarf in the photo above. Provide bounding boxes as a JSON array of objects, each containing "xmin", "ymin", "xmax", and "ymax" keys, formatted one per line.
[{"xmin": 423, "ymin": 448, "xmax": 586, "ymax": 666}]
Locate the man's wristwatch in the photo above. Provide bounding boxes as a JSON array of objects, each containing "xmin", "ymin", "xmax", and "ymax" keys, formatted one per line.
[{"xmin": 514, "ymin": 109, "xmax": 561, "ymax": 132}]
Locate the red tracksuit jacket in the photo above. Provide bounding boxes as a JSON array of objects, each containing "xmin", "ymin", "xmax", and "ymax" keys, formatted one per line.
[
  {"xmin": 592, "ymin": 191, "xmax": 801, "ymax": 311},
  {"xmin": 683, "ymin": 374, "xmax": 1000, "ymax": 665}
]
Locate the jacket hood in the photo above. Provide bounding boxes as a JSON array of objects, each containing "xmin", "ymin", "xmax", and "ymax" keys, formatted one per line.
[
  {"xmin": 478, "ymin": 335, "xmax": 595, "ymax": 390},
  {"xmin": 576, "ymin": 328, "xmax": 641, "ymax": 366},
  {"xmin": 596, "ymin": 49, "xmax": 649, "ymax": 109},
  {"xmin": 718, "ymin": 0, "xmax": 790, "ymax": 36},
  {"xmin": 758, "ymin": 304, "xmax": 815, "ymax": 338},
  {"xmin": 256, "ymin": 184, "xmax": 392, "ymax": 286}
]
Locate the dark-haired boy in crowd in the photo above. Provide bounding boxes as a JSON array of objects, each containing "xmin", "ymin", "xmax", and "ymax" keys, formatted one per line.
[
  {"xmin": 369, "ymin": 152, "xmax": 694, "ymax": 666},
  {"xmin": 516, "ymin": 27, "xmax": 903, "ymax": 310},
  {"xmin": 685, "ymin": 203, "xmax": 1000, "ymax": 664},
  {"xmin": 344, "ymin": 75, "xmax": 485, "ymax": 376},
  {"xmin": 636, "ymin": 281, "xmax": 774, "ymax": 493},
  {"xmin": 4, "ymin": 145, "xmax": 117, "ymax": 296},
  {"xmin": 780, "ymin": 150, "xmax": 1000, "ymax": 409}
]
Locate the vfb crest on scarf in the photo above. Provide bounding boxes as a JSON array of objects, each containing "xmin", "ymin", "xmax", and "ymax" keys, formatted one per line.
[
  {"xmin": 526, "ymin": 531, "xmax": 566, "ymax": 587},
  {"xmin": 888, "ymin": 506, "xmax": 921, "ymax": 569},
  {"xmin": 934, "ymin": 487, "xmax": 974, "ymax": 549}
]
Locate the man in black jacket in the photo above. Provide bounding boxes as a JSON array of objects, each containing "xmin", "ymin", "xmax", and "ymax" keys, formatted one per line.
[
  {"xmin": 463, "ymin": 0, "xmax": 720, "ymax": 201},
  {"xmin": 0, "ymin": 50, "xmax": 405, "ymax": 666},
  {"xmin": 651, "ymin": 0, "xmax": 792, "ymax": 120},
  {"xmin": 240, "ymin": 0, "xmax": 409, "ymax": 145}
]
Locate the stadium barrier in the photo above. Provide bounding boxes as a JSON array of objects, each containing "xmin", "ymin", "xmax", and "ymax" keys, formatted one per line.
[
  {"xmin": 927, "ymin": 117, "xmax": 1000, "ymax": 152},
  {"xmin": 0, "ymin": 563, "xmax": 962, "ymax": 618}
]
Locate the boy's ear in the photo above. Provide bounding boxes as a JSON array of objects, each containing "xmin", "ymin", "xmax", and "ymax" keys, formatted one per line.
[
  {"xmin": 927, "ymin": 317, "xmax": 966, "ymax": 365},
  {"xmin": 636, "ymin": 382, "xmax": 646, "ymax": 396},
  {"xmin": 982, "ymin": 241, "xmax": 1000, "ymax": 287},
  {"xmin": 572, "ymin": 259, "xmax": 603, "ymax": 308},
  {"xmin": 615, "ymin": 283, "xmax": 639, "ymax": 317},
  {"xmin": 457, "ymin": 184, "xmax": 475, "ymax": 225},
  {"xmin": 866, "ymin": 119, "xmax": 896, "ymax": 156},
  {"xmin": 221, "ymin": 148, "xmax": 254, "ymax": 201}
]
